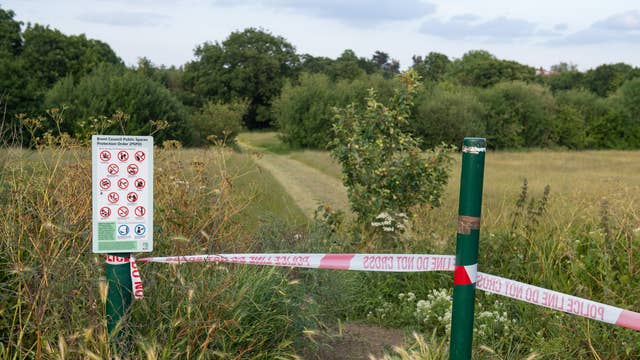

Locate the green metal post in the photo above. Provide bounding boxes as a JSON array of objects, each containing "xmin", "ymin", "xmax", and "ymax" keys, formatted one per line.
[
  {"xmin": 106, "ymin": 253, "xmax": 132, "ymax": 355},
  {"xmin": 449, "ymin": 138, "xmax": 486, "ymax": 360}
]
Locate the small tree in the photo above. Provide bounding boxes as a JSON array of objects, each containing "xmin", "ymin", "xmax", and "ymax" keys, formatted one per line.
[
  {"xmin": 330, "ymin": 70, "xmax": 454, "ymax": 227},
  {"xmin": 188, "ymin": 99, "xmax": 247, "ymax": 146}
]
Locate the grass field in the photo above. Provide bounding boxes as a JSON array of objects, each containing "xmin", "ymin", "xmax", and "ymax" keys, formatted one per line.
[{"xmin": 2, "ymin": 132, "xmax": 640, "ymax": 359}]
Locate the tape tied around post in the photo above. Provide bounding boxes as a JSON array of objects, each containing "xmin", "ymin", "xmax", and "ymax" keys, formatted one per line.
[
  {"xmin": 461, "ymin": 145, "xmax": 486, "ymax": 154},
  {"xmin": 104, "ymin": 255, "xmax": 144, "ymax": 300},
  {"xmin": 457, "ymin": 216, "xmax": 481, "ymax": 235}
]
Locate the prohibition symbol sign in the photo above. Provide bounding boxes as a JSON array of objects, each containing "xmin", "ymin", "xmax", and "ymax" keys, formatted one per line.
[
  {"xmin": 99, "ymin": 206, "xmax": 111, "ymax": 218},
  {"xmin": 134, "ymin": 151, "xmax": 145, "ymax": 162},
  {"xmin": 118, "ymin": 206, "xmax": 129, "ymax": 217},
  {"xmin": 134, "ymin": 206, "xmax": 146, "ymax": 217},
  {"xmin": 107, "ymin": 192, "xmax": 120, "ymax": 204},
  {"xmin": 107, "ymin": 164, "xmax": 119, "ymax": 175},
  {"xmin": 127, "ymin": 164, "xmax": 139, "ymax": 176},
  {"xmin": 127, "ymin": 192, "xmax": 139, "ymax": 203},
  {"xmin": 118, "ymin": 178, "xmax": 129, "ymax": 189},
  {"xmin": 99, "ymin": 178, "xmax": 111, "ymax": 190},
  {"xmin": 99, "ymin": 150, "xmax": 111, "ymax": 162},
  {"xmin": 118, "ymin": 225, "xmax": 130, "ymax": 236},
  {"xmin": 118, "ymin": 150, "xmax": 129, "ymax": 162},
  {"xmin": 134, "ymin": 178, "xmax": 146, "ymax": 190},
  {"xmin": 134, "ymin": 224, "xmax": 146, "ymax": 235}
]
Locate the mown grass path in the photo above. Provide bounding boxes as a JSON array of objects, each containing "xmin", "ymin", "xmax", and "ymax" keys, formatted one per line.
[{"xmin": 237, "ymin": 140, "xmax": 350, "ymax": 219}]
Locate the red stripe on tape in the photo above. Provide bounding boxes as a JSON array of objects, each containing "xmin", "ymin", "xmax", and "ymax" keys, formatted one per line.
[
  {"xmin": 615, "ymin": 310, "xmax": 640, "ymax": 331},
  {"xmin": 319, "ymin": 254, "xmax": 355, "ymax": 270},
  {"xmin": 454, "ymin": 265, "xmax": 472, "ymax": 285}
]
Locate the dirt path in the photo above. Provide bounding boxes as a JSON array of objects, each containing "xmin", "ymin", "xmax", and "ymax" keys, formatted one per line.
[
  {"xmin": 238, "ymin": 141, "xmax": 350, "ymax": 219},
  {"xmin": 239, "ymin": 140, "xmax": 409, "ymax": 359}
]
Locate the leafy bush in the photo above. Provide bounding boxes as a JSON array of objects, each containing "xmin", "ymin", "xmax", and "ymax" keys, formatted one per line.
[
  {"xmin": 44, "ymin": 64, "xmax": 188, "ymax": 143},
  {"xmin": 274, "ymin": 72, "xmax": 399, "ymax": 149},
  {"xmin": 481, "ymin": 81, "xmax": 557, "ymax": 149},
  {"xmin": 331, "ymin": 70, "xmax": 454, "ymax": 226},
  {"xmin": 411, "ymin": 82, "xmax": 486, "ymax": 148},
  {"xmin": 188, "ymin": 99, "xmax": 248, "ymax": 146}
]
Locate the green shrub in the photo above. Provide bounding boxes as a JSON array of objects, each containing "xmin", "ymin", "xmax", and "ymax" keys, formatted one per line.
[
  {"xmin": 44, "ymin": 64, "xmax": 188, "ymax": 143},
  {"xmin": 188, "ymin": 99, "xmax": 248, "ymax": 146},
  {"xmin": 481, "ymin": 81, "xmax": 557, "ymax": 149},
  {"xmin": 331, "ymin": 70, "xmax": 454, "ymax": 226},
  {"xmin": 411, "ymin": 82, "xmax": 486, "ymax": 148},
  {"xmin": 274, "ymin": 72, "xmax": 400, "ymax": 149}
]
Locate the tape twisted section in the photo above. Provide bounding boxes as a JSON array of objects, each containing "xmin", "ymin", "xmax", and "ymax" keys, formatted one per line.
[{"xmin": 457, "ymin": 216, "xmax": 481, "ymax": 235}]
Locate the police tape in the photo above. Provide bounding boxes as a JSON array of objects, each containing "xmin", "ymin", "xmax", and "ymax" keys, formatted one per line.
[
  {"xmin": 476, "ymin": 271, "xmax": 640, "ymax": 331},
  {"xmin": 137, "ymin": 253, "xmax": 456, "ymax": 272},
  {"xmin": 119, "ymin": 252, "xmax": 640, "ymax": 332},
  {"xmin": 105, "ymin": 255, "xmax": 144, "ymax": 299}
]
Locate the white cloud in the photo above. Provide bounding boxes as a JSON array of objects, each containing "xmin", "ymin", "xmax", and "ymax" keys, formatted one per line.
[
  {"xmin": 548, "ymin": 10, "xmax": 640, "ymax": 45},
  {"xmin": 420, "ymin": 14, "xmax": 538, "ymax": 41},
  {"xmin": 78, "ymin": 11, "xmax": 170, "ymax": 27},
  {"xmin": 210, "ymin": 0, "xmax": 436, "ymax": 26}
]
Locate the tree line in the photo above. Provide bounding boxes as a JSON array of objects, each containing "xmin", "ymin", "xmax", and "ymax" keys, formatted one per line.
[{"xmin": 1, "ymin": 6, "xmax": 639, "ymax": 149}]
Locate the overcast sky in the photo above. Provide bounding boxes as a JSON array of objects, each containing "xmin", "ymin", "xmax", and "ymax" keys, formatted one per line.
[{"xmin": 3, "ymin": 0, "xmax": 640, "ymax": 71}]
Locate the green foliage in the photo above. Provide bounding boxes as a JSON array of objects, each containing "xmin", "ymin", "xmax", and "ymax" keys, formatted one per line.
[
  {"xmin": 411, "ymin": 52, "xmax": 451, "ymax": 82},
  {"xmin": 274, "ymin": 72, "xmax": 400, "ymax": 149},
  {"xmin": 481, "ymin": 81, "xmax": 557, "ymax": 149},
  {"xmin": 411, "ymin": 82, "xmax": 486, "ymax": 147},
  {"xmin": 330, "ymin": 70, "xmax": 454, "ymax": 224},
  {"xmin": 583, "ymin": 63, "xmax": 637, "ymax": 97},
  {"xmin": 449, "ymin": 50, "xmax": 535, "ymax": 88},
  {"xmin": 44, "ymin": 64, "xmax": 188, "ymax": 143},
  {"xmin": 0, "ymin": 7, "xmax": 22, "ymax": 55},
  {"xmin": 184, "ymin": 28, "xmax": 299, "ymax": 128},
  {"xmin": 188, "ymin": 99, "xmax": 248, "ymax": 146}
]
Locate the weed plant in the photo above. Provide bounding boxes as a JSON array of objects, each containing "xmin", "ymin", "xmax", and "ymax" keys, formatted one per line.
[{"xmin": 0, "ymin": 116, "xmax": 317, "ymax": 359}]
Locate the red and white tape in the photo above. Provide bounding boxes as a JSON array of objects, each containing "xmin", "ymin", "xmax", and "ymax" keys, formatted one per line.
[
  {"xmin": 105, "ymin": 255, "xmax": 144, "ymax": 299},
  {"xmin": 476, "ymin": 271, "xmax": 640, "ymax": 331},
  {"xmin": 137, "ymin": 253, "xmax": 456, "ymax": 272},
  {"xmin": 112, "ymin": 252, "xmax": 640, "ymax": 332}
]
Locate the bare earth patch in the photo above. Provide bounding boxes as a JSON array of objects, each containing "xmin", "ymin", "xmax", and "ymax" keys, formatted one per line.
[{"xmin": 312, "ymin": 323, "xmax": 407, "ymax": 360}]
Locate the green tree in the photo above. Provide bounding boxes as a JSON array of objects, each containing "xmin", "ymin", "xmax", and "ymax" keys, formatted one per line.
[
  {"xmin": 184, "ymin": 28, "xmax": 299, "ymax": 128},
  {"xmin": 583, "ymin": 63, "xmax": 636, "ymax": 97},
  {"xmin": 188, "ymin": 99, "xmax": 247, "ymax": 146},
  {"xmin": 449, "ymin": 50, "xmax": 535, "ymax": 88},
  {"xmin": 481, "ymin": 81, "xmax": 556, "ymax": 149},
  {"xmin": 274, "ymin": 72, "xmax": 400, "ymax": 149},
  {"xmin": 44, "ymin": 64, "xmax": 187, "ymax": 143},
  {"xmin": 0, "ymin": 7, "xmax": 22, "ymax": 55},
  {"xmin": 21, "ymin": 24, "xmax": 121, "ymax": 90},
  {"xmin": 554, "ymin": 89, "xmax": 607, "ymax": 148},
  {"xmin": 412, "ymin": 52, "xmax": 450, "ymax": 82},
  {"xmin": 330, "ymin": 70, "xmax": 454, "ymax": 226},
  {"xmin": 411, "ymin": 82, "xmax": 485, "ymax": 147}
]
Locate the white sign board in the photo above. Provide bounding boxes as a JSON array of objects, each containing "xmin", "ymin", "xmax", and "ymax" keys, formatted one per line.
[{"xmin": 92, "ymin": 135, "xmax": 153, "ymax": 253}]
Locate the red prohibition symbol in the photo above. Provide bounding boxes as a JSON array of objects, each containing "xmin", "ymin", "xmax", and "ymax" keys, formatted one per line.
[
  {"xmin": 127, "ymin": 163, "xmax": 139, "ymax": 176},
  {"xmin": 118, "ymin": 206, "xmax": 129, "ymax": 217},
  {"xmin": 99, "ymin": 206, "xmax": 111, "ymax": 218},
  {"xmin": 107, "ymin": 192, "xmax": 120, "ymax": 204},
  {"xmin": 134, "ymin": 178, "xmax": 146, "ymax": 190},
  {"xmin": 127, "ymin": 192, "xmax": 139, "ymax": 203},
  {"xmin": 134, "ymin": 151, "xmax": 146, "ymax": 162},
  {"xmin": 134, "ymin": 206, "xmax": 146, "ymax": 217},
  {"xmin": 117, "ymin": 178, "xmax": 129, "ymax": 189},
  {"xmin": 107, "ymin": 163, "xmax": 119, "ymax": 175},
  {"xmin": 99, "ymin": 178, "xmax": 111, "ymax": 190},
  {"xmin": 99, "ymin": 150, "xmax": 111, "ymax": 162},
  {"xmin": 117, "ymin": 150, "xmax": 129, "ymax": 162}
]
